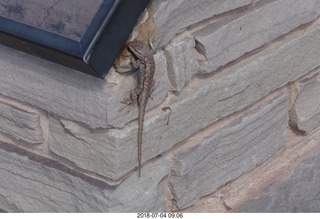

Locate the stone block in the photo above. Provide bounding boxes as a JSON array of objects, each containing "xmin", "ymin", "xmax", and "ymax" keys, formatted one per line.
[
  {"xmin": 48, "ymin": 109, "xmax": 170, "ymax": 181},
  {"xmin": 169, "ymin": 91, "xmax": 288, "ymax": 209},
  {"xmin": 151, "ymin": 0, "xmax": 251, "ymax": 47},
  {"xmin": 50, "ymin": 25, "xmax": 320, "ymax": 181},
  {"xmin": 236, "ymin": 143, "xmax": 320, "ymax": 212},
  {"xmin": 290, "ymin": 73, "xmax": 320, "ymax": 134},
  {"xmin": 0, "ymin": 45, "xmax": 167, "ymax": 129},
  {"xmin": 164, "ymin": 38, "xmax": 199, "ymax": 92},
  {"xmin": 48, "ymin": 52, "xmax": 168, "ymax": 181},
  {"xmin": 48, "ymin": 117, "xmax": 121, "ymax": 180},
  {"xmin": 165, "ymin": 24, "xmax": 320, "ymax": 154},
  {"xmin": 185, "ymin": 122, "xmax": 320, "ymax": 213},
  {"xmin": 0, "ymin": 96, "xmax": 43, "ymax": 144},
  {"xmin": 0, "ymin": 144, "xmax": 168, "ymax": 212},
  {"xmin": 193, "ymin": 0, "xmax": 320, "ymax": 73}
]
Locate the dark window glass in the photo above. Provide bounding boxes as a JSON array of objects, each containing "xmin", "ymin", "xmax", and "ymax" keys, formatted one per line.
[
  {"xmin": 0, "ymin": 0, "xmax": 150, "ymax": 78},
  {"xmin": 0, "ymin": 0, "xmax": 104, "ymax": 40}
]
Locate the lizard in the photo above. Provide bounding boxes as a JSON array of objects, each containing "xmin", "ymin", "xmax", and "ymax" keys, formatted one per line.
[{"xmin": 121, "ymin": 40, "xmax": 155, "ymax": 177}]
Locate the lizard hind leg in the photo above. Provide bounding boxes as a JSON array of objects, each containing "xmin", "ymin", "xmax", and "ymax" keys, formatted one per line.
[{"xmin": 119, "ymin": 88, "xmax": 141, "ymax": 111}]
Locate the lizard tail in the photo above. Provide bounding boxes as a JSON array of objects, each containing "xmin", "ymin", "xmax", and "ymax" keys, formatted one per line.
[{"xmin": 138, "ymin": 98, "xmax": 146, "ymax": 177}]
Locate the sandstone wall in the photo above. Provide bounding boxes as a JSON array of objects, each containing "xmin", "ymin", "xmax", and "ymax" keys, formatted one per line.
[{"xmin": 1, "ymin": 0, "xmax": 320, "ymax": 212}]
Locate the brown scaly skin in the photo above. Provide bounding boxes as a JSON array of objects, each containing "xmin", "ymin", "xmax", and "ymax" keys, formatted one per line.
[{"xmin": 123, "ymin": 41, "xmax": 155, "ymax": 177}]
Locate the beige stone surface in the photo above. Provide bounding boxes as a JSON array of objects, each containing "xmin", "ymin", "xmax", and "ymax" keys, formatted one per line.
[
  {"xmin": 169, "ymin": 91, "xmax": 288, "ymax": 209},
  {"xmin": 50, "ymin": 24, "xmax": 320, "ymax": 181},
  {"xmin": 0, "ymin": 45, "xmax": 167, "ymax": 129},
  {"xmin": 0, "ymin": 96, "xmax": 43, "ymax": 144},
  {"xmin": 193, "ymin": 0, "xmax": 320, "ymax": 74},
  {"xmin": 185, "ymin": 129, "xmax": 320, "ymax": 212},
  {"xmin": 151, "ymin": 0, "xmax": 251, "ymax": 47},
  {"xmin": 0, "ymin": 143, "xmax": 169, "ymax": 212},
  {"xmin": 164, "ymin": 38, "xmax": 199, "ymax": 92},
  {"xmin": 290, "ymin": 72, "xmax": 320, "ymax": 134}
]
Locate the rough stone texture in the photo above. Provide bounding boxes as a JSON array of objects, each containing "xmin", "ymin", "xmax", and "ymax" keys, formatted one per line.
[
  {"xmin": 107, "ymin": 51, "xmax": 168, "ymax": 128},
  {"xmin": 194, "ymin": 0, "xmax": 320, "ymax": 74},
  {"xmin": 0, "ymin": 96, "xmax": 43, "ymax": 144},
  {"xmin": 184, "ymin": 128, "xmax": 320, "ymax": 212},
  {"xmin": 169, "ymin": 91, "xmax": 288, "ymax": 210},
  {"xmin": 151, "ymin": 0, "xmax": 251, "ymax": 47},
  {"xmin": 48, "ymin": 117, "xmax": 123, "ymax": 180},
  {"xmin": 48, "ymin": 106, "xmax": 170, "ymax": 181},
  {"xmin": 0, "ymin": 136, "xmax": 121, "ymax": 188},
  {"xmin": 164, "ymin": 38, "xmax": 199, "ymax": 92},
  {"xmin": 236, "ymin": 149, "xmax": 320, "ymax": 212},
  {"xmin": 0, "ymin": 144, "xmax": 168, "ymax": 212},
  {"xmin": 290, "ymin": 73, "xmax": 320, "ymax": 134},
  {"xmin": 0, "ymin": 45, "xmax": 167, "ymax": 129},
  {"xmin": 163, "ymin": 24, "xmax": 320, "ymax": 161},
  {"xmin": 1, "ymin": 0, "xmax": 320, "ymax": 213},
  {"xmin": 50, "ymin": 24, "xmax": 320, "ymax": 181},
  {"xmin": 48, "ymin": 51, "xmax": 168, "ymax": 181}
]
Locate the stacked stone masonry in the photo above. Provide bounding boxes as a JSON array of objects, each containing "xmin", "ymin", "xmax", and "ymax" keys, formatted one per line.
[{"xmin": 1, "ymin": 0, "xmax": 320, "ymax": 212}]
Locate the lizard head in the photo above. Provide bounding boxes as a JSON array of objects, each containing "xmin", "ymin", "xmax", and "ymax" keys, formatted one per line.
[{"xmin": 127, "ymin": 41, "xmax": 152, "ymax": 59}]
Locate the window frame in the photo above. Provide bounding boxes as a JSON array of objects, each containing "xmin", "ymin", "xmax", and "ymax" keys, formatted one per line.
[{"xmin": 0, "ymin": 0, "xmax": 150, "ymax": 78}]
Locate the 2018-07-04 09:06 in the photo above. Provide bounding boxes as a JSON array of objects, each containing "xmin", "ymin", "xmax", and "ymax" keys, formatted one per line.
[{"xmin": 137, "ymin": 213, "xmax": 183, "ymax": 218}]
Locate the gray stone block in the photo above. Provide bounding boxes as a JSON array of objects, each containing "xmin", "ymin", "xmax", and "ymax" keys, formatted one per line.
[
  {"xmin": 0, "ymin": 45, "xmax": 167, "ymax": 129},
  {"xmin": 167, "ymin": 24, "xmax": 320, "ymax": 150},
  {"xmin": 290, "ymin": 73, "xmax": 320, "ymax": 134},
  {"xmin": 194, "ymin": 0, "xmax": 320, "ymax": 74},
  {"xmin": 236, "ymin": 146, "xmax": 320, "ymax": 212},
  {"xmin": 151, "ymin": 0, "xmax": 251, "ymax": 47},
  {"xmin": 48, "ymin": 52, "xmax": 169, "ymax": 180},
  {"xmin": 169, "ymin": 91, "xmax": 288, "ymax": 209},
  {"xmin": 48, "ymin": 117, "xmax": 123, "ymax": 180},
  {"xmin": 164, "ymin": 38, "xmax": 199, "ymax": 92},
  {"xmin": 0, "ymin": 96, "xmax": 43, "ymax": 144},
  {"xmin": 48, "ymin": 110, "xmax": 170, "ymax": 181},
  {"xmin": 0, "ymin": 46, "xmax": 108, "ymax": 128},
  {"xmin": 50, "ymin": 25, "xmax": 320, "ymax": 181},
  {"xmin": 0, "ymin": 144, "xmax": 168, "ymax": 212},
  {"xmin": 155, "ymin": 25, "xmax": 320, "ymax": 172}
]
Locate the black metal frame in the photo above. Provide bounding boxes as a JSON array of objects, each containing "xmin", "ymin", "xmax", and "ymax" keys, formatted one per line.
[{"xmin": 0, "ymin": 0, "xmax": 150, "ymax": 78}]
